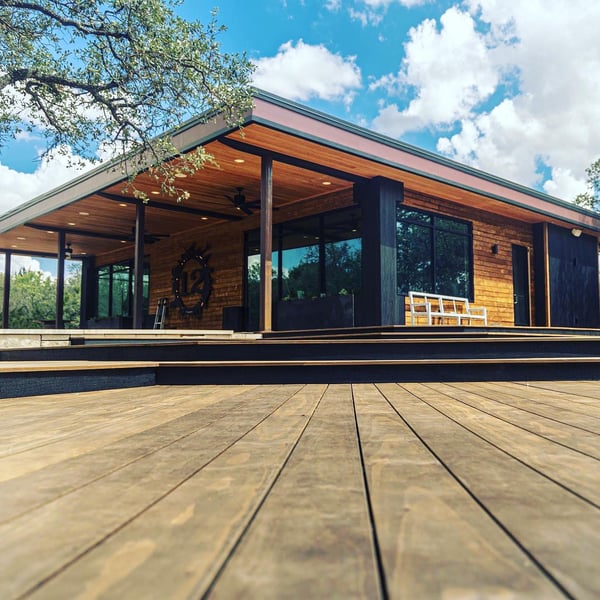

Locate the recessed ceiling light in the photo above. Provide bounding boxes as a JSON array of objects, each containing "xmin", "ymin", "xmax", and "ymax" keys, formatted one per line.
[
  {"xmin": 67, "ymin": 222, "xmax": 76, "ymax": 226},
  {"xmin": 234, "ymin": 158, "xmax": 245, "ymax": 164},
  {"xmin": 46, "ymin": 230, "xmax": 55, "ymax": 234},
  {"xmin": 17, "ymin": 236, "xmax": 26, "ymax": 240},
  {"xmin": 79, "ymin": 211, "xmax": 90, "ymax": 216},
  {"xmin": 151, "ymin": 190, "xmax": 160, "ymax": 195},
  {"xmin": 174, "ymin": 172, "xmax": 187, "ymax": 178},
  {"xmin": 201, "ymin": 216, "xmax": 209, "ymax": 221},
  {"xmin": 322, "ymin": 181, "xmax": 332, "ymax": 186},
  {"xmin": 80, "ymin": 252, "xmax": 87, "ymax": 255},
  {"xmin": 119, "ymin": 203, "xmax": 127, "ymax": 207},
  {"xmin": 120, "ymin": 240, "xmax": 127, "ymax": 244},
  {"xmin": 11, "ymin": 244, "xmax": 17, "ymax": 248}
]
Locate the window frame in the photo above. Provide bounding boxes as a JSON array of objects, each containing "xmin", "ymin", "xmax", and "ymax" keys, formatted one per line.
[{"xmin": 396, "ymin": 205, "xmax": 474, "ymax": 300}]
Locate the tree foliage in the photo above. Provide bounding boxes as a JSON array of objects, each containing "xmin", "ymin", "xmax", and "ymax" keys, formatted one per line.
[
  {"xmin": 0, "ymin": 0, "xmax": 254, "ymax": 199},
  {"xmin": 0, "ymin": 265, "xmax": 81, "ymax": 328},
  {"xmin": 574, "ymin": 158, "xmax": 600, "ymax": 212}
]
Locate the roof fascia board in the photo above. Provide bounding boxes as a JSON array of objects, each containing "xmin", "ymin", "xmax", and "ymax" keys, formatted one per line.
[
  {"xmin": 0, "ymin": 111, "xmax": 247, "ymax": 234},
  {"xmin": 251, "ymin": 91, "xmax": 600, "ymax": 231}
]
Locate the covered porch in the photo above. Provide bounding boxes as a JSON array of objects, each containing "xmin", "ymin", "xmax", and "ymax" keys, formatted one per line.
[{"xmin": 1, "ymin": 91, "xmax": 599, "ymax": 333}]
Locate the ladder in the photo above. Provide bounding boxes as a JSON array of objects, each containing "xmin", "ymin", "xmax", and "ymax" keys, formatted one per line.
[{"xmin": 153, "ymin": 297, "xmax": 168, "ymax": 329}]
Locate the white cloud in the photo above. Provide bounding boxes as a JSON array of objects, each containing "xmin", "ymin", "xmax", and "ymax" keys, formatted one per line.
[
  {"xmin": 543, "ymin": 168, "xmax": 587, "ymax": 200},
  {"xmin": 349, "ymin": 0, "xmax": 432, "ymax": 26},
  {"xmin": 371, "ymin": 7, "xmax": 499, "ymax": 136},
  {"xmin": 0, "ymin": 148, "xmax": 93, "ymax": 217},
  {"xmin": 370, "ymin": 0, "xmax": 600, "ymax": 199},
  {"xmin": 0, "ymin": 254, "xmax": 52, "ymax": 277},
  {"xmin": 252, "ymin": 40, "xmax": 362, "ymax": 107}
]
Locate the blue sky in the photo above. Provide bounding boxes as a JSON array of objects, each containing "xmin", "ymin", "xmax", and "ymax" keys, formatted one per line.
[{"xmin": 1, "ymin": 0, "xmax": 600, "ymax": 274}]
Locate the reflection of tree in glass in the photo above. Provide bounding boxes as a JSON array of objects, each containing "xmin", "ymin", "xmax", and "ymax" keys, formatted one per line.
[
  {"xmin": 284, "ymin": 246, "xmax": 319, "ymax": 299},
  {"xmin": 397, "ymin": 222, "xmax": 431, "ymax": 294},
  {"xmin": 284, "ymin": 241, "xmax": 361, "ymax": 299},
  {"xmin": 325, "ymin": 240, "xmax": 361, "ymax": 296}
]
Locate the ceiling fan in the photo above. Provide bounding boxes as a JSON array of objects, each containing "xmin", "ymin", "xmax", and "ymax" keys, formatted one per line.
[
  {"xmin": 130, "ymin": 228, "xmax": 170, "ymax": 244},
  {"xmin": 224, "ymin": 187, "xmax": 260, "ymax": 215}
]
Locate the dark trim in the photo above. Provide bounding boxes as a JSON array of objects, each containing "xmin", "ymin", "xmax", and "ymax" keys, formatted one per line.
[
  {"xmin": 26, "ymin": 223, "xmax": 131, "ymax": 243},
  {"xmin": 133, "ymin": 203, "xmax": 145, "ymax": 329},
  {"xmin": 219, "ymin": 136, "xmax": 366, "ymax": 184},
  {"xmin": 56, "ymin": 232, "xmax": 65, "ymax": 328},
  {"xmin": 97, "ymin": 192, "xmax": 243, "ymax": 222},
  {"xmin": 2, "ymin": 251, "xmax": 10, "ymax": 328}
]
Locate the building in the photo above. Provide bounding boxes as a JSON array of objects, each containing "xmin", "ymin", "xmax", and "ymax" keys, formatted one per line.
[{"xmin": 1, "ymin": 90, "xmax": 599, "ymax": 331}]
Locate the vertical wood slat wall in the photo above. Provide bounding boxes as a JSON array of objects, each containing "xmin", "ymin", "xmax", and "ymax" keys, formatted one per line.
[{"xmin": 94, "ymin": 187, "xmax": 535, "ymax": 330}]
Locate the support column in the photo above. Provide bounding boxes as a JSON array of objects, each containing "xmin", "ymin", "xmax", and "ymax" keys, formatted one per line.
[
  {"xmin": 56, "ymin": 231, "xmax": 65, "ymax": 328},
  {"xmin": 259, "ymin": 156, "xmax": 273, "ymax": 332},
  {"xmin": 2, "ymin": 251, "xmax": 11, "ymax": 329},
  {"xmin": 133, "ymin": 201, "xmax": 146, "ymax": 329},
  {"xmin": 356, "ymin": 176, "xmax": 404, "ymax": 326}
]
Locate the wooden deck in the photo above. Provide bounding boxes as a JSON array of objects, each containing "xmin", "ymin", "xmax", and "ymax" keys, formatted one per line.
[{"xmin": 1, "ymin": 381, "xmax": 598, "ymax": 599}]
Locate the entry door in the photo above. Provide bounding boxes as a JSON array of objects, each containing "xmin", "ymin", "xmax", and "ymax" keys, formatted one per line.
[{"xmin": 512, "ymin": 244, "xmax": 531, "ymax": 326}]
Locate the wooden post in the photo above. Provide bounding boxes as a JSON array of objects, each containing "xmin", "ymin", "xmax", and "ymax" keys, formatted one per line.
[
  {"xmin": 259, "ymin": 156, "xmax": 273, "ymax": 332},
  {"xmin": 56, "ymin": 231, "xmax": 65, "ymax": 329},
  {"xmin": 2, "ymin": 251, "xmax": 11, "ymax": 328},
  {"xmin": 133, "ymin": 201, "xmax": 145, "ymax": 329}
]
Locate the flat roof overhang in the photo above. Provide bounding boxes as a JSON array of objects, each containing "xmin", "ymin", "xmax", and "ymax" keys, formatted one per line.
[{"xmin": 1, "ymin": 90, "xmax": 599, "ymax": 258}]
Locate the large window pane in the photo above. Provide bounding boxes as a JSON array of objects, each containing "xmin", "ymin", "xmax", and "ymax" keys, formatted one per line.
[
  {"xmin": 97, "ymin": 266, "xmax": 110, "ymax": 319},
  {"xmin": 397, "ymin": 221, "xmax": 432, "ymax": 294},
  {"xmin": 325, "ymin": 238, "xmax": 361, "ymax": 296},
  {"xmin": 281, "ymin": 245, "xmax": 320, "ymax": 300},
  {"xmin": 397, "ymin": 206, "xmax": 472, "ymax": 298},
  {"xmin": 94, "ymin": 261, "xmax": 150, "ymax": 320},
  {"xmin": 436, "ymin": 230, "xmax": 470, "ymax": 297},
  {"xmin": 111, "ymin": 264, "xmax": 131, "ymax": 317}
]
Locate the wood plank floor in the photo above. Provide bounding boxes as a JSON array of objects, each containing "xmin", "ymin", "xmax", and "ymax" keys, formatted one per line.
[{"xmin": 0, "ymin": 381, "xmax": 598, "ymax": 599}]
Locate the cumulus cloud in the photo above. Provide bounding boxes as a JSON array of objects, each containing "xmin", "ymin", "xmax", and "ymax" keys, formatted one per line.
[
  {"xmin": 252, "ymin": 40, "xmax": 362, "ymax": 107},
  {"xmin": 371, "ymin": 7, "xmax": 499, "ymax": 135},
  {"xmin": 370, "ymin": 1, "xmax": 600, "ymax": 198},
  {"xmin": 0, "ymin": 253, "xmax": 53, "ymax": 277},
  {"xmin": 0, "ymin": 148, "xmax": 93, "ymax": 217}
]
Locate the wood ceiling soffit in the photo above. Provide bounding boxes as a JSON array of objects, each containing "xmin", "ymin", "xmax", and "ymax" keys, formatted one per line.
[
  {"xmin": 218, "ymin": 136, "xmax": 366, "ymax": 184},
  {"xmin": 96, "ymin": 192, "xmax": 243, "ymax": 222}
]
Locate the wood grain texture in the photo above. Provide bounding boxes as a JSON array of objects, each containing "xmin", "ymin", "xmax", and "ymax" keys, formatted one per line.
[
  {"xmin": 207, "ymin": 384, "xmax": 381, "ymax": 599},
  {"xmin": 0, "ymin": 384, "xmax": 304, "ymax": 599},
  {"xmin": 0, "ymin": 380, "xmax": 598, "ymax": 599},
  {"xmin": 353, "ymin": 383, "xmax": 563, "ymax": 599},
  {"xmin": 379, "ymin": 382, "xmax": 600, "ymax": 600}
]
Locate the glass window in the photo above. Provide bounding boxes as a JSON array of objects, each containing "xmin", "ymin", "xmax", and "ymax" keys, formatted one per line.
[
  {"xmin": 97, "ymin": 266, "xmax": 110, "ymax": 319},
  {"xmin": 94, "ymin": 261, "xmax": 150, "ymax": 319},
  {"xmin": 111, "ymin": 264, "xmax": 131, "ymax": 317},
  {"xmin": 397, "ymin": 206, "xmax": 472, "ymax": 298},
  {"xmin": 244, "ymin": 206, "xmax": 362, "ymax": 322}
]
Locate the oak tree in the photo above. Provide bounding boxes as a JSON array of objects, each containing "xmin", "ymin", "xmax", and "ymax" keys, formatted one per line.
[{"xmin": 0, "ymin": 0, "xmax": 254, "ymax": 199}]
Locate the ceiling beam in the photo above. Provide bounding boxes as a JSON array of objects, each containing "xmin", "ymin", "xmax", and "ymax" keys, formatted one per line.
[
  {"xmin": 97, "ymin": 192, "xmax": 243, "ymax": 222},
  {"xmin": 218, "ymin": 136, "xmax": 367, "ymax": 184},
  {"xmin": 25, "ymin": 223, "xmax": 132, "ymax": 242}
]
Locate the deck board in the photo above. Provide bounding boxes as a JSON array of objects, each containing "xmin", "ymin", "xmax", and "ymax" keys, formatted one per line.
[
  {"xmin": 352, "ymin": 383, "xmax": 563, "ymax": 599},
  {"xmin": 380, "ymin": 383, "xmax": 600, "ymax": 599},
  {"xmin": 424, "ymin": 382, "xmax": 600, "ymax": 459},
  {"xmin": 207, "ymin": 384, "xmax": 381, "ymax": 599},
  {"xmin": 0, "ymin": 380, "xmax": 598, "ymax": 599}
]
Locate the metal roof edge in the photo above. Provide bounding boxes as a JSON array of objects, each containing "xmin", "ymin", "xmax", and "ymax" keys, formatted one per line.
[
  {"xmin": 250, "ymin": 89, "xmax": 599, "ymax": 223},
  {"xmin": 0, "ymin": 110, "xmax": 248, "ymax": 232}
]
